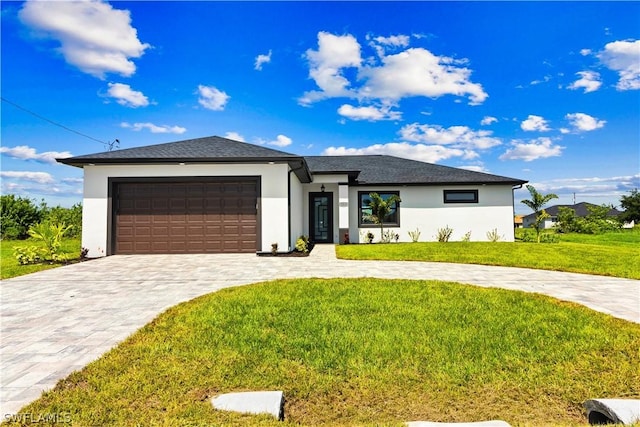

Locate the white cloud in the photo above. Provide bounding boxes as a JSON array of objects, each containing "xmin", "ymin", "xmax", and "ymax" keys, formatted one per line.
[
  {"xmin": 480, "ymin": 116, "xmax": 498, "ymax": 126},
  {"xmin": 120, "ymin": 122, "xmax": 186, "ymax": 134},
  {"xmin": 19, "ymin": 0, "xmax": 150, "ymax": 79},
  {"xmin": 399, "ymin": 123, "xmax": 502, "ymax": 150},
  {"xmin": 580, "ymin": 49, "xmax": 592, "ymax": 56},
  {"xmin": 565, "ymin": 113, "xmax": 606, "ymax": 132},
  {"xmin": 567, "ymin": 71, "xmax": 602, "ymax": 93},
  {"xmin": 323, "ymin": 142, "xmax": 468, "ymax": 164},
  {"xmin": 268, "ymin": 134, "xmax": 292, "ymax": 147},
  {"xmin": 224, "ymin": 132, "xmax": 245, "ymax": 142},
  {"xmin": 530, "ymin": 75, "xmax": 551, "ymax": 85},
  {"xmin": 107, "ymin": 83, "xmax": 149, "ymax": 107},
  {"xmin": 521, "ymin": 115, "xmax": 550, "ymax": 132},
  {"xmin": 359, "ymin": 48, "xmax": 487, "ymax": 105},
  {"xmin": 299, "ymin": 32, "xmax": 362, "ymax": 105},
  {"xmin": 0, "ymin": 171, "xmax": 55, "ymax": 184},
  {"xmin": 337, "ymin": 104, "xmax": 401, "ymax": 121},
  {"xmin": 373, "ymin": 34, "xmax": 410, "ymax": 48},
  {"xmin": 500, "ymin": 137, "xmax": 564, "ymax": 162},
  {"xmin": 598, "ymin": 39, "xmax": 640, "ymax": 90},
  {"xmin": 300, "ymin": 31, "xmax": 487, "ymax": 109},
  {"xmin": 254, "ymin": 50, "xmax": 272, "ymax": 71},
  {"xmin": 0, "ymin": 145, "xmax": 72, "ymax": 164},
  {"xmin": 197, "ymin": 85, "xmax": 230, "ymax": 111}
]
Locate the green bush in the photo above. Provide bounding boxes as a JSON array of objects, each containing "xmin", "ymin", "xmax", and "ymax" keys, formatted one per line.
[
  {"xmin": 0, "ymin": 195, "xmax": 42, "ymax": 239},
  {"xmin": 28, "ymin": 222, "xmax": 73, "ymax": 261},
  {"xmin": 42, "ymin": 203, "xmax": 82, "ymax": 238},
  {"xmin": 14, "ymin": 246, "xmax": 42, "ymax": 265},
  {"xmin": 295, "ymin": 235, "xmax": 310, "ymax": 253}
]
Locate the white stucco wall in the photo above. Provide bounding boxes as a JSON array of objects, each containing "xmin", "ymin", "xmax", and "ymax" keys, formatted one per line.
[
  {"xmin": 289, "ymin": 172, "xmax": 304, "ymax": 250},
  {"xmin": 81, "ymin": 163, "xmax": 291, "ymax": 257},
  {"xmin": 348, "ymin": 185, "xmax": 517, "ymax": 243}
]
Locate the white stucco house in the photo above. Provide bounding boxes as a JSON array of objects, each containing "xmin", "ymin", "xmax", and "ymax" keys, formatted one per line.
[{"xmin": 58, "ymin": 136, "xmax": 527, "ymax": 257}]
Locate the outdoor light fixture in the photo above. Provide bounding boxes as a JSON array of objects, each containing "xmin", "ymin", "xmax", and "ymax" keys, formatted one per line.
[{"xmin": 320, "ymin": 184, "xmax": 325, "ymax": 192}]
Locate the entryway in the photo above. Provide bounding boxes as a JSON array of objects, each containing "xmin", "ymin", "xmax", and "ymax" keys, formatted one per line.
[{"xmin": 309, "ymin": 192, "xmax": 333, "ymax": 243}]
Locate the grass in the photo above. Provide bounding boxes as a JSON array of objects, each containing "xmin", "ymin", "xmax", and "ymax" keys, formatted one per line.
[
  {"xmin": 0, "ymin": 238, "xmax": 81, "ymax": 280},
  {"xmin": 337, "ymin": 229, "xmax": 640, "ymax": 279},
  {"xmin": 9, "ymin": 278, "xmax": 640, "ymax": 426}
]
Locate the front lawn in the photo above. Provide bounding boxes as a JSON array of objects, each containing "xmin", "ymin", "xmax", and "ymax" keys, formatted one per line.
[
  {"xmin": 0, "ymin": 238, "xmax": 82, "ymax": 280},
  {"xmin": 10, "ymin": 278, "xmax": 640, "ymax": 426},
  {"xmin": 337, "ymin": 230, "xmax": 640, "ymax": 279}
]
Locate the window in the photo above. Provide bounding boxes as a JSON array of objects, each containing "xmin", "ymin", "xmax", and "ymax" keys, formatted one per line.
[
  {"xmin": 358, "ymin": 191, "xmax": 400, "ymax": 227},
  {"xmin": 444, "ymin": 189, "xmax": 478, "ymax": 204}
]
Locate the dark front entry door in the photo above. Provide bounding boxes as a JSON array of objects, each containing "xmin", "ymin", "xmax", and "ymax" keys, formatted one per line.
[{"xmin": 309, "ymin": 192, "xmax": 333, "ymax": 243}]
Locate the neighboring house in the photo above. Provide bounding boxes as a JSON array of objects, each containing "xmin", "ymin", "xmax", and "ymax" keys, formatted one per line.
[
  {"xmin": 58, "ymin": 136, "xmax": 527, "ymax": 257},
  {"xmin": 514, "ymin": 215, "xmax": 524, "ymax": 228},
  {"xmin": 522, "ymin": 202, "xmax": 625, "ymax": 229}
]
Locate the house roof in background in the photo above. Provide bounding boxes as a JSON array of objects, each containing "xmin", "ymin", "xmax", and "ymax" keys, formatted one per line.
[
  {"xmin": 523, "ymin": 202, "xmax": 622, "ymax": 220},
  {"xmin": 58, "ymin": 136, "xmax": 526, "ymax": 186}
]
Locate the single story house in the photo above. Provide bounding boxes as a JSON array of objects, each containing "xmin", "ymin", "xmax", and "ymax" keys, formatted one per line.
[
  {"xmin": 58, "ymin": 136, "xmax": 527, "ymax": 257},
  {"xmin": 522, "ymin": 202, "xmax": 625, "ymax": 229}
]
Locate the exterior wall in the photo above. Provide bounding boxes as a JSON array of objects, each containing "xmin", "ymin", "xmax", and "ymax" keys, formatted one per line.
[
  {"xmin": 81, "ymin": 163, "xmax": 291, "ymax": 257},
  {"xmin": 289, "ymin": 171, "xmax": 304, "ymax": 250},
  {"xmin": 348, "ymin": 185, "xmax": 517, "ymax": 243}
]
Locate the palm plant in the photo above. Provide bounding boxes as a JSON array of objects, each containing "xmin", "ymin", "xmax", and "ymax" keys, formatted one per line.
[
  {"xmin": 365, "ymin": 192, "xmax": 401, "ymax": 241},
  {"xmin": 521, "ymin": 185, "xmax": 558, "ymax": 243}
]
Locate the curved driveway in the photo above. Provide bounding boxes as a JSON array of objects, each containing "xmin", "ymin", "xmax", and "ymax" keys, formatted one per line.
[{"xmin": 2, "ymin": 244, "xmax": 639, "ymax": 416}]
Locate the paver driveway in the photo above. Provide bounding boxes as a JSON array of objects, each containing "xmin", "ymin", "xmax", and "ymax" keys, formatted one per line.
[{"xmin": 2, "ymin": 244, "xmax": 639, "ymax": 416}]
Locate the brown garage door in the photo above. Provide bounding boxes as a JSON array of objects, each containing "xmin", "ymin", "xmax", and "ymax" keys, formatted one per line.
[{"xmin": 114, "ymin": 179, "xmax": 258, "ymax": 254}]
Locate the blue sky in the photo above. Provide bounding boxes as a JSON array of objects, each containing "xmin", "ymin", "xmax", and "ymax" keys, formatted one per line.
[{"xmin": 2, "ymin": 1, "xmax": 639, "ymax": 213}]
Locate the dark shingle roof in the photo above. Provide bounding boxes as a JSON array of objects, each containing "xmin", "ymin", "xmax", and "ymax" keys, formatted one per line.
[
  {"xmin": 523, "ymin": 202, "xmax": 621, "ymax": 220},
  {"xmin": 58, "ymin": 136, "xmax": 526, "ymax": 186},
  {"xmin": 304, "ymin": 155, "xmax": 526, "ymax": 185},
  {"xmin": 59, "ymin": 136, "xmax": 312, "ymax": 182}
]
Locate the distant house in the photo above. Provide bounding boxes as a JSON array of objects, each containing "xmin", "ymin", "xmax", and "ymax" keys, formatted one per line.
[
  {"xmin": 58, "ymin": 136, "xmax": 527, "ymax": 257},
  {"xmin": 514, "ymin": 215, "xmax": 524, "ymax": 228},
  {"xmin": 522, "ymin": 202, "xmax": 624, "ymax": 229}
]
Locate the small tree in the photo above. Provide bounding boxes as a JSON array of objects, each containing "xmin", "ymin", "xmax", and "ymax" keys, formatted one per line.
[
  {"xmin": 365, "ymin": 192, "xmax": 401, "ymax": 241},
  {"xmin": 0, "ymin": 195, "xmax": 43, "ymax": 239},
  {"xmin": 556, "ymin": 206, "xmax": 578, "ymax": 233},
  {"xmin": 521, "ymin": 185, "xmax": 558, "ymax": 243},
  {"xmin": 619, "ymin": 189, "xmax": 640, "ymax": 224}
]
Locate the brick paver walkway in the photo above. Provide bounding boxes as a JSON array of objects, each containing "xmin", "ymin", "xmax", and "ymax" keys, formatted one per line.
[{"xmin": 2, "ymin": 245, "xmax": 639, "ymax": 416}]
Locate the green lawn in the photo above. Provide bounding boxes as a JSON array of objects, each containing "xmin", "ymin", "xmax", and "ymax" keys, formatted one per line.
[
  {"xmin": 337, "ymin": 229, "xmax": 640, "ymax": 279},
  {"xmin": 0, "ymin": 238, "xmax": 82, "ymax": 279},
  {"xmin": 10, "ymin": 278, "xmax": 640, "ymax": 426}
]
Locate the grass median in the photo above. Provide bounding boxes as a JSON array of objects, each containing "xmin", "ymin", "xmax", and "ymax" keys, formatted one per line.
[{"xmin": 11, "ymin": 278, "xmax": 640, "ymax": 426}]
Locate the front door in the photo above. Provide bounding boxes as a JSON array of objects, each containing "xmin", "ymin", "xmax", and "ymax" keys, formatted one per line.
[{"xmin": 309, "ymin": 192, "xmax": 333, "ymax": 243}]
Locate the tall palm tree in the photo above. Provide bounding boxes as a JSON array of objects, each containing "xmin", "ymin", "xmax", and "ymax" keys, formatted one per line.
[
  {"xmin": 521, "ymin": 184, "xmax": 558, "ymax": 243},
  {"xmin": 366, "ymin": 192, "xmax": 401, "ymax": 241}
]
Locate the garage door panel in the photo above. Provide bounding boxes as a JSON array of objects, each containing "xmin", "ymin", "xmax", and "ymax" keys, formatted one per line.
[{"xmin": 114, "ymin": 180, "xmax": 258, "ymax": 254}]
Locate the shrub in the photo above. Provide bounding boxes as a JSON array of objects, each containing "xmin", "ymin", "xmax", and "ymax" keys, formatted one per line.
[
  {"xmin": 380, "ymin": 230, "xmax": 399, "ymax": 243},
  {"xmin": 295, "ymin": 235, "xmax": 309, "ymax": 253},
  {"xmin": 366, "ymin": 231, "xmax": 374, "ymax": 244},
  {"xmin": 408, "ymin": 228, "xmax": 421, "ymax": 242},
  {"xmin": 461, "ymin": 231, "xmax": 472, "ymax": 242},
  {"xmin": 14, "ymin": 246, "xmax": 42, "ymax": 265},
  {"xmin": 540, "ymin": 233, "xmax": 559, "ymax": 243},
  {"xmin": 0, "ymin": 195, "xmax": 42, "ymax": 239},
  {"xmin": 28, "ymin": 222, "xmax": 73, "ymax": 261},
  {"xmin": 486, "ymin": 228, "xmax": 503, "ymax": 242},
  {"xmin": 42, "ymin": 203, "xmax": 82, "ymax": 238},
  {"xmin": 436, "ymin": 226, "xmax": 453, "ymax": 242}
]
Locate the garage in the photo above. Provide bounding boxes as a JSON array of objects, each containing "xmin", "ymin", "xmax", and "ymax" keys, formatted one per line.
[{"xmin": 112, "ymin": 179, "xmax": 259, "ymax": 254}]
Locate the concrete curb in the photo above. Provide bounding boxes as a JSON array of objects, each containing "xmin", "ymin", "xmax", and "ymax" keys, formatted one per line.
[
  {"xmin": 584, "ymin": 399, "xmax": 640, "ymax": 425},
  {"xmin": 406, "ymin": 421, "xmax": 511, "ymax": 427},
  {"xmin": 211, "ymin": 390, "xmax": 284, "ymax": 421}
]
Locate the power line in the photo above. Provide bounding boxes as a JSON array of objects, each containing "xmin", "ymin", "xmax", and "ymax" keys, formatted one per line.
[{"xmin": 1, "ymin": 96, "xmax": 112, "ymax": 148}]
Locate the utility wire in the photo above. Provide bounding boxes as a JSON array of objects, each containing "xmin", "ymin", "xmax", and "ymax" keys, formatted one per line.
[{"xmin": 1, "ymin": 96, "xmax": 109, "ymax": 148}]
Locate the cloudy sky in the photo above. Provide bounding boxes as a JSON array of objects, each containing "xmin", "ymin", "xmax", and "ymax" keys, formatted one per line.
[{"xmin": 2, "ymin": 1, "xmax": 639, "ymax": 212}]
